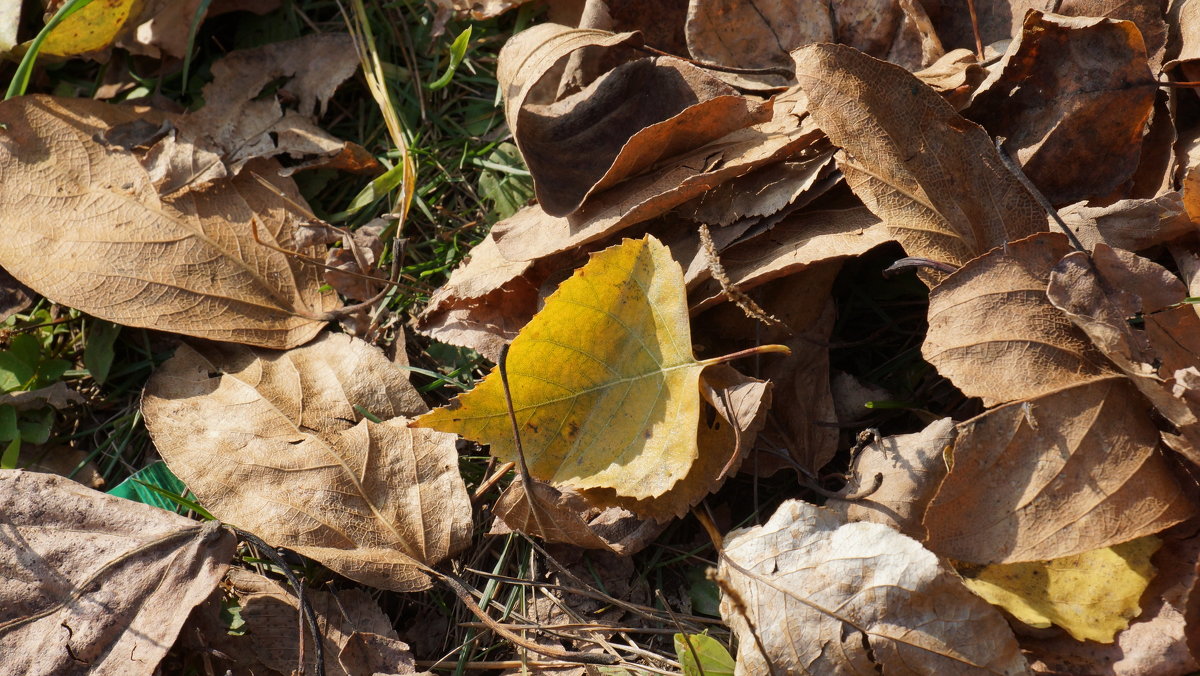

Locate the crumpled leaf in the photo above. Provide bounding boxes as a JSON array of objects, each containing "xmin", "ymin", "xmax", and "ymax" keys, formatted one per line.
[
  {"xmin": 827, "ymin": 417, "xmax": 957, "ymax": 540},
  {"xmin": 922, "ymin": 233, "xmax": 1114, "ymax": 407},
  {"xmin": 116, "ymin": 0, "xmax": 282, "ymax": 59},
  {"xmin": 0, "ymin": 470, "xmax": 236, "ymax": 676},
  {"xmin": 0, "ymin": 95, "xmax": 339, "ymax": 350},
  {"xmin": 964, "ymin": 12, "xmax": 1156, "ymax": 206},
  {"xmin": 794, "ymin": 42, "xmax": 1046, "ymax": 272},
  {"xmin": 414, "ymin": 235, "xmax": 778, "ymax": 519},
  {"xmin": 143, "ymin": 332, "xmax": 470, "ymax": 592},
  {"xmin": 499, "ymin": 23, "xmax": 771, "ymax": 217},
  {"xmin": 959, "ymin": 536, "xmax": 1160, "ymax": 643},
  {"xmin": 923, "ymin": 377, "xmax": 1194, "ymax": 564},
  {"xmin": 1059, "ymin": 193, "xmax": 1194, "ymax": 252},
  {"xmin": 717, "ymin": 499, "xmax": 1027, "ymax": 675}
]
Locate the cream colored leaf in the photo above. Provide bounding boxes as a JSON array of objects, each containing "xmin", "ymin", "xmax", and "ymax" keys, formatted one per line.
[
  {"xmin": 0, "ymin": 470, "xmax": 235, "ymax": 676},
  {"xmin": 794, "ymin": 43, "xmax": 1046, "ymax": 270},
  {"xmin": 0, "ymin": 95, "xmax": 338, "ymax": 350},
  {"xmin": 142, "ymin": 333, "xmax": 470, "ymax": 592},
  {"xmin": 923, "ymin": 232, "xmax": 1115, "ymax": 406},
  {"xmin": 924, "ymin": 378, "xmax": 1194, "ymax": 564},
  {"xmin": 717, "ymin": 499, "xmax": 1027, "ymax": 675}
]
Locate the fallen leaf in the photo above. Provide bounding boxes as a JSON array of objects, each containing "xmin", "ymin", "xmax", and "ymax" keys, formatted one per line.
[
  {"xmin": 0, "ymin": 470, "xmax": 235, "ymax": 675},
  {"xmin": 1022, "ymin": 522, "xmax": 1200, "ymax": 675},
  {"xmin": 827, "ymin": 417, "xmax": 957, "ymax": 539},
  {"xmin": 143, "ymin": 332, "xmax": 470, "ymax": 591},
  {"xmin": 0, "ymin": 267, "xmax": 32, "ymax": 323},
  {"xmin": 117, "ymin": 0, "xmax": 283, "ymax": 59},
  {"xmin": 717, "ymin": 499, "xmax": 1028, "ymax": 675},
  {"xmin": 794, "ymin": 42, "xmax": 1046, "ymax": 272},
  {"xmin": 227, "ymin": 568, "xmax": 417, "ymax": 676},
  {"xmin": 674, "ymin": 632, "xmax": 735, "ymax": 676},
  {"xmin": 922, "ymin": 233, "xmax": 1115, "ymax": 407},
  {"xmin": 40, "ymin": 0, "xmax": 139, "ymax": 56},
  {"xmin": 0, "ymin": 95, "xmax": 339, "ymax": 350},
  {"xmin": 923, "ymin": 377, "xmax": 1194, "ymax": 564},
  {"xmin": 915, "ymin": 48, "xmax": 988, "ymax": 108},
  {"xmin": 324, "ymin": 219, "xmax": 387, "ymax": 301},
  {"xmin": 959, "ymin": 536, "xmax": 1160, "ymax": 643},
  {"xmin": 431, "ymin": 0, "xmax": 536, "ymax": 19},
  {"xmin": 0, "ymin": 381, "xmax": 85, "ymax": 411},
  {"xmin": 19, "ymin": 444, "xmax": 104, "ymax": 489},
  {"xmin": 414, "ymin": 236, "xmax": 780, "ymax": 519},
  {"xmin": 964, "ymin": 12, "xmax": 1156, "ymax": 206},
  {"xmin": 673, "ymin": 150, "xmax": 837, "ymax": 229},
  {"xmin": 1059, "ymin": 193, "xmax": 1194, "ymax": 251},
  {"xmin": 499, "ymin": 23, "xmax": 771, "ymax": 217}
]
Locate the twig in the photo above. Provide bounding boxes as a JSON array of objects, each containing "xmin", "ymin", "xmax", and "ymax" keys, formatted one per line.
[{"xmin": 994, "ymin": 138, "xmax": 1086, "ymax": 251}]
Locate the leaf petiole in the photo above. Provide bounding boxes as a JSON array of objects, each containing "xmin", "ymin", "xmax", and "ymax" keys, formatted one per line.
[{"xmin": 698, "ymin": 344, "xmax": 791, "ymax": 367}]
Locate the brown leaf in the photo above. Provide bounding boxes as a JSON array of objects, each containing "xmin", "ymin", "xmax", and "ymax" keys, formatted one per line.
[
  {"xmin": 964, "ymin": 12, "xmax": 1156, "ymax": 206},
  {"xmin": 499, "ymin": 23, "xmax": 771, "ymax": 216},
  {"xmin": 491, "ymin": 86, "xmax": 824, "ymax": 263},
  {"xmin": 0, "ymin": 470, "xmax": 235, "ymax": 675},
  {"xmin": 827, "ymin": 418, "xmax": 957, "ymax": 540},
  {"xmin": 0, "ymin": 381, "xmax": 86, "ymax": 411},
  {"xmin": 116, "ymin": 0, "xmax": 283, "ymax": 59},
  {"xmin": 225, "ymin": 568, "xmax": 417, "ymax": 676},
  {"xmin": 673, "ymin": 149, "xmax": 837, "ymax": 228},
  {"xmin": 915, "ymin": 48, "xmax": 989, "ymax": 109},
  {"xmin": 688, "ymin": 206, "xmax": 891, "ymax": 313},
  {"xmin": 142, "ymin": 333, "xmax": 470, "ymax": 591},
  {"xmin": 923, "ymin": 377, "xmax": 1194, "ymax": 564},
  {"xmin": 324, "ymin": 220, "xmax": 387, "ymax": 302},
  {"xmin": 922, "ymin": 233, "xmax": 1115, "ymax": 407},
  {"xmin": 431, "ymin": 0, "xmax": 537, "ymax": 19},
  {"xmin": 717, "ymin": 499, "xmax": 1028, "ymax": 675},
  {"xmin": 794, "ymin": 43, "xmax": 1046, "ymax": 271},
  {"xmin": 1059, "ymin": 193, "xmax": 1193, "ymax": 252},
  {"xmin": 0, "ymin": 95, "xmax": 339, "ymax": 350},
  {"xmin": 0, "ymin": 266, "xmax": 32, "ymax": 323},
  {"xmin": 18, "ymin": 445, "xmax": 105, "ymax": 489},
  {"xmin": 1022, "ymin": 521, "xmax": 1200, "ymax": 676}
]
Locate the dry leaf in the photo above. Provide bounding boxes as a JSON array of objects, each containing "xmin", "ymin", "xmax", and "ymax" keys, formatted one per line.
[
  {"xmin": 117, "ymin": 0, "xmax": 283, "ymax": 59},
  {"xmin": 916, "ymin": 48, "xmax": 989, "ymax": 108},
  {"xmin": 1059, "ymin": 193, "xmax": 1194, "ymax": 251},
  {"xmin": 827, "ymin": 417, "xmax": 957, "ymax": 540},
  {"xmin": 964, "ymin": 12, "xmax": 1156, "ymax": 206},
  {"xmin": 18, "ymin": 444, "xmax": 105, "ymax": 489},
  {"xmin": 794, "ymin": 43, "xmax": 1046, "ymax": 272},
  {"xmin": 0, "ymin": 470, "xmax": 235, "ymax": 675},
  {"xmin": 431, "ymin": 0, "xmax": 537, "ymax": 19},
  {"xmin": 923, "ymin": 377, "xmax": 1194, "ymax": 564},
  {"xmin": 39, "ymin": 0, "xmax": 139, "ymax": 56},
  {"xmin": 959, "ymin": 536, "xmax": 1160, "ymax": 643},
  {"xmin": 673, "ymin": 150, "xmax": 837, "ymax": 228},
  {"xmin": 226, "ymin": 568, "xmax": 417, "ymax": 676},
  {"xmin": 414, "ymin": 236, "xmax": 776, "ymax": 519},
  {"xmin": 143, "ymin": 332, "xmax": 470, "ymax": 592},
  {"xmin": 717, "ymin": 499, "xmax": 1028, "ymax": 675},
  {"xmin": 500, "ymin": 23, "xmax": 771, "ymax": 217},
  {"xmin": 0, "ymin": 95, "xmax": 339, "ymax": 350},
  {"xmin": 922, "ymin": 233, "xmax": 1114, "ymax": 407}
]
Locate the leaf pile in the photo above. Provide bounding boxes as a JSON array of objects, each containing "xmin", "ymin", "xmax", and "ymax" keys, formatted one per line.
[{"xmin": 7, "ymin": 1, "xmax": 1200, "ymax": 675}]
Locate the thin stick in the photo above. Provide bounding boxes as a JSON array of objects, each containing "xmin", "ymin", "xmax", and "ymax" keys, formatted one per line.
[
  {"xmin": 966, "ymin": 0, "xmax": 985, "ymax": 61},
  {"xmin": 994, "ymin": 138, "xmax": 1086, "ymax": 252},
  {"xmin": 497, "ymin": 344, "xmax": 554, "ymax": 535},
  {"xmin": 630, "ymin": 43, "xmax": 793, "ymax": 78}
]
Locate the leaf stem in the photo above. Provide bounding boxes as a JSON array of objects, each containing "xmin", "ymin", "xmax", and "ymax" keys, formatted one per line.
[{"xmin": 698, "ymin": 344, "xmax": 791, "ymax": 367}]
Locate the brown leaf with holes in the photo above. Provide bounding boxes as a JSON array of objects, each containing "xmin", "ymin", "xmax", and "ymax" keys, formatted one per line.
[
  {"xmin": 923, "ymin": 377, "xmax": 1194, "ymax": 564},
  {"xmin": 0, "ymin": 95, "xmax": 339, "ymax": 349},
  {"xmin": 964, "ymin": 12, "xmax": 1156, "ymax": 206},
  {"xmin": 922, "ymin": 233, "xmax": 1115, "ymax": 407},
  {"xmin": 499, "ymin": 23, "xmax": 772, "ymax": 217},
  {"xmin": 142, "ymin": 332, "xmax": 470, "ymax": 592},
  {"xmin": 717, "ymin": 499, "xmax": 1028, "ymax": 675},
  {"xmin": 794, "ymin": 43, "xmax": 1046, "ymax": 272},
  {"xmin": 0, "ymin": 470, "xmax": 236, "ymax": 676}
]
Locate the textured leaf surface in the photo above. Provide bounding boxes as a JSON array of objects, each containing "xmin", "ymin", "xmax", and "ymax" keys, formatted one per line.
[
  {"xmin": 143, "ymin": 332, "xmax": 470, "ymax": 591},
  {"xmin": 0, "ymin": 95, "xmax": 338, "ymax": 349},
  {"xmin": 0, "ymin": 470, "xmax": 235, "ymax": 676},
  {"xmin": 717, "ymin": 499, "xmax": 1027, "ymax": 675},
  {"xmin": 960, "ymin": 537, "xmax": 1160, "ymax": 643}
]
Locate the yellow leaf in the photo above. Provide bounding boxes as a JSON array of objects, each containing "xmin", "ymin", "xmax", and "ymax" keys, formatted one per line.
[
  {"xmin": 40, "ymin": 0, "xmax": 141, "ymax": 57},
  {"xmin": 413, "ymin": 235, "xmax": 784, "ymax": 514},
  {"xmin": 958, "ymin": 536, "xmax": 1161, "ymax": 643}
]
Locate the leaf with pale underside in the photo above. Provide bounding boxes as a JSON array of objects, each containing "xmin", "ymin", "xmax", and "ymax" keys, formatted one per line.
[
  {"xmin": 717, "ymin": 499, "xmax": 1028, "ymax": 675},
  {"xmin": 923, "ymin": 233, "xmax": 1115, "ymax": 407},
  {"xmin": 142, "ymin": 332, "xmax": 470, "ymax": 592},
  {"xmin": 924, "ymin": 377, "xmax": 1194, "ymax": 564},
  {"xmin": 413, "ymin": 236, "xmax": 778, "ymax": 519},
  {"xmin": 793, "ymin": 43, "xmax": 1046, "ymax": 272},
  {"xmin": 0, "ymin": 95, "xmax": 339, "ymax": 350},
  {"xmin": 0, "ymin": 470, "xmax": 236, "ymax": 676}
]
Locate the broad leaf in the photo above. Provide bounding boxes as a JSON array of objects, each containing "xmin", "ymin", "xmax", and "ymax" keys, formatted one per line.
[
  {"xmin": 717, "ymin": 499, "xmax": 1027, "ymax": 675},
  {"xmin": 0, "ymin": 470, "xmax": 235, "ymax": 675},
  {"xmin": 143, "ymin": 332, "xmax": 470, "ymax": 592},
  {"xmin": 414, "ymin": 235, "xmax": 779, "ymax": 518}
]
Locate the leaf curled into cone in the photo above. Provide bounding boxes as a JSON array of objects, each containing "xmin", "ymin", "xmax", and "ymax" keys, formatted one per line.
[{"xmin": 412, "ymin": 235, "xmax": 787, "ymax": 519}]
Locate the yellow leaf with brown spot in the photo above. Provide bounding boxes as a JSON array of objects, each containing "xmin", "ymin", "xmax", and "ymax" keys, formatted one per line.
[
  {"xmin": 959, "ymin": 537, "xmax": 1161, "ymax": 643},
  {"xmin": 41, "ymin": 0, "xmax": 142, "ymax": 56},
  {"xmin": 412, "ymin": 235, "xmax": 782, "ymax": 518}
]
